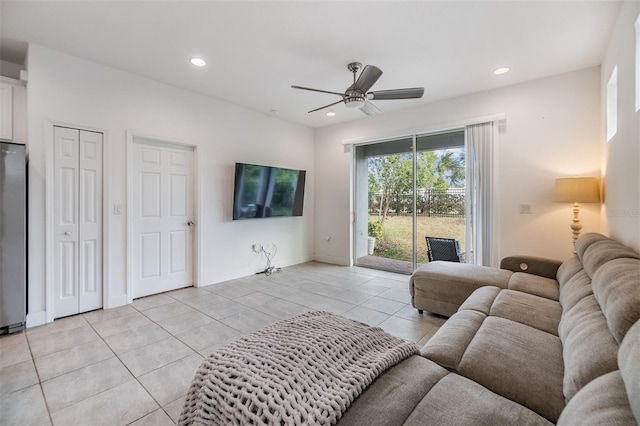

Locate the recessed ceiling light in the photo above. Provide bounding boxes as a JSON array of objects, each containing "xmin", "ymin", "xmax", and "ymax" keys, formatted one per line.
[
  {"xmin": 190, "ymin": 58, "xmax": 207, "ymax": 67},
  {"xmin": 326, "ymin": 111, "xmax": 336, "ymax": 117},
  {"xmin": 493, "ymin": 67, "xmax": 510, "ymax": 75}
]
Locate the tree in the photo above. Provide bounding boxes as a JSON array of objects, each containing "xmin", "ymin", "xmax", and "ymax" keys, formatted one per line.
[
  {"xmin": 434, "ymin": 150, "xmax": 465, "ymax": 188},
  {"xmin": 367, "ymin": 148, "xmax": 466, "ymax": 222},
  {"xmin": 368, "ymin": 154, "xmax": 412, "ymax": 223}
]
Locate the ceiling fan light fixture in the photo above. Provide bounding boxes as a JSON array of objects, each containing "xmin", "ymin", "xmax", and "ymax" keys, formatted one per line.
[
  {"xmin": 360, "ymin": 100, "xmax": 381, "ymax": 117},
  {"xmin": 345, "ymin": 96, "xmax": 366, "ymax": 108}
]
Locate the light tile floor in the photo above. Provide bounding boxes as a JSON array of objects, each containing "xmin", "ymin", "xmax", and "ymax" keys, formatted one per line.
[{"xmin": 0, "ymin": 261, "xmax": 446, "ymax": 426}]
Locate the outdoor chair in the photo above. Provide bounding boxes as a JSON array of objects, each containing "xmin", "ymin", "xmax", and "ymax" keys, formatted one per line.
[{"xmin": 425, "ymin": 236, "xmax": 465, "ymax": 262}]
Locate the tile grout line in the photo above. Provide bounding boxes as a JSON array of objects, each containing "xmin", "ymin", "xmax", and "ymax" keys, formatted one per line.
[
  {"xmin": 86, "ymin": 311, "xmax": 171, "ymax": 426},
  {"xmin": 23, "ymin": 331, "xmax": 55, "ymax": 426},
  {"xmin": 4, "ymin": 264, "xmax": 428, "ymax": 425}
]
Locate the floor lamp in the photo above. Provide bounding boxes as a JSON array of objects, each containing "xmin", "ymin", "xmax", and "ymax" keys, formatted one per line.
[{"xmin": 555, "ymin": 177, "xmax": 601, "ymax": 252}]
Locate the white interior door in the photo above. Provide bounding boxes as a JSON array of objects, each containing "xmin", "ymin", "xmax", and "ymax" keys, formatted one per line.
[
  {"xmin": 131, "ymin": 138, "xmax": 194, "ymax": 298},
  {"xmin": 53, "ymin": 127, "xmax": 103, "ymax": 318}
]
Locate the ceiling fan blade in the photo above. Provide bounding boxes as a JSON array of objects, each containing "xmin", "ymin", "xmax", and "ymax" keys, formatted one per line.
[
  {"xmin": 352, "ymin": 65, "xmax": 383, "ymax": 93},
  {"xmin": 367, "ymin": 87, "xmax": 425, "ymax": 100},
  {"xmin": 359, "ymin": 99, "xmax": 381, "ymax": 117},
  {"xmin": 291, "ymin": 85, "xmax": 345, "ymax": 97},
  {"xmin": 307, "ymin": 99, "xmax": 345, "ymax": 113}
]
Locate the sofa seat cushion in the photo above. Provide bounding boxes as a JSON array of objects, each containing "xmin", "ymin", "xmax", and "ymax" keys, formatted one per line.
[
  {"xmin": 556, "ymin": 371, "xmax": 636, "ymax": 426},
  {"xmin": 338, "ymin": 355, "xmax": 448, "ymax": 425},
  {"xmin": 423, "ymin": 315, "xmax": 565, "ymax": 422},
  {"xmin": 340, "ymin": 355, "xmax": 554, "ymax": 426},
  {"xmin": 410, "ymin": 262, "xmax": 512, "ymax": 316},
  {"xmin": 458, "ymin": 286, "xmax": 502, "ymax": 315},
  {"xmin": 460, "ymin": 288, "xmax": 561, "ymax": 336},
  {"xmin": 420, "ymin": 309, "xmax": 486, "ymax": 370},
  {"xmin": 403, "ymin": 373, "xmax": 553, "ymax": 426},
  {"xmin": 508, "ymin": 272, "xmax": 559, "ymax": 301}
]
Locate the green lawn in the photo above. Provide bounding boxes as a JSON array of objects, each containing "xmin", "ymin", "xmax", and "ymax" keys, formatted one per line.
[{"xmin": 371, "ymin": 215, "xmax": 466, "ymax": 263}]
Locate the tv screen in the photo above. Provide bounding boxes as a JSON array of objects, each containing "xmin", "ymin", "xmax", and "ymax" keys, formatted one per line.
[{"xmin": 233, "ymin": 163, "xmax": 306, "ymax": 220}]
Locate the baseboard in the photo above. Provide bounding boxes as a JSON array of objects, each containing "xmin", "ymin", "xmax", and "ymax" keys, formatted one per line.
[
  {"xmin": 277, "ymin": 254, "xmax": 314, "ymax": 268},
  {"xmin": 313, "ymin": 254, "xmax": 351, "ymax": 266},
  {"xmin": 204, "ymin": 267, "xmax": 256, "ymax": 285},
  {"xmin": 202, "ymin": 254, "xmax": 316, "ymax": 286},
  {"xmin": 26, "ymin": 311, "xmax": 46, "ymax": 328}
]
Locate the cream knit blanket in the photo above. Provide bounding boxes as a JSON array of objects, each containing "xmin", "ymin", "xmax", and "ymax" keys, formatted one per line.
[{"xmin": 179, "ymin": 311, "xmax": 419, "ymax": 425}]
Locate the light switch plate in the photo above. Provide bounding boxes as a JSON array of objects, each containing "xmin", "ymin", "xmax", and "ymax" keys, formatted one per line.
[{"xmin": 519, "ymin": 204, "xmax": 532, "ymax": 214}]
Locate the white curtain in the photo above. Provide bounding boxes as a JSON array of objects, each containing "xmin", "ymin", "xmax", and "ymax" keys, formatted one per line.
[{"xmin": 465, "ymin": 122, "xmax": 496, "ymax": 266}]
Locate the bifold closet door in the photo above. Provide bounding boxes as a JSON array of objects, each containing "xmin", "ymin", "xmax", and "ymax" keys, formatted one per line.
[{"xmin": 53, "ymin": 127, "xmax": 103, "ymax": 319}]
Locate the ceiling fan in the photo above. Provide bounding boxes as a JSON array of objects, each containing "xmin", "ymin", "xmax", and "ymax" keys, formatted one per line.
[{"xmin": 292, "ymin": 62, "xmax": 424, "ymax": 116}]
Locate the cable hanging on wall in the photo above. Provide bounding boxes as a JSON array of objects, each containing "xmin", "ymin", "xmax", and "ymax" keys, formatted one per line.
[{"xmin": 255, "ymin": 243, "xmax": 281, "ymax": 276}]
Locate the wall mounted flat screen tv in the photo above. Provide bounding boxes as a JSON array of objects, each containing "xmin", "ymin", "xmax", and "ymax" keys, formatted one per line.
[{"xmin": 233, "ymin": 163, "xmax": 306, "ymax": 220}]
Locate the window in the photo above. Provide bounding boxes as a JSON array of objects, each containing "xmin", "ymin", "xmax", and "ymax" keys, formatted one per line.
[
  {"xmin": 607, "ymin": 66, "xmax": 618, "ymax": 142},
  {"xmin": 635, "ymin": 14, "xmax": 639, "ymax": 112}
]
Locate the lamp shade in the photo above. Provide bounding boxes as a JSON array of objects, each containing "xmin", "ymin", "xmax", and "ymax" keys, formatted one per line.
[{"xmin": 555, "ymin": 177, "xmax": 601, "ymax": 203}]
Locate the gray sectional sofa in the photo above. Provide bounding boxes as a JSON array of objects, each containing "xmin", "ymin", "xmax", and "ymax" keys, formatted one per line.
[{"xmin": 340, "ymin": 233, "xmax": 640, "ymax": 425}]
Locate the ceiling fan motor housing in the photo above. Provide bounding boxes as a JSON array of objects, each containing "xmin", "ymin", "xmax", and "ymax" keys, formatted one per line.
[{"xmin": 344, "ymin": 89, "xmax": 366, "ymax": 108}]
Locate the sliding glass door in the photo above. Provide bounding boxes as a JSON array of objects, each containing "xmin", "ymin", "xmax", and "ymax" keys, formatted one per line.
[{"xmin": 353, "ymin": 130, "xmax": 466, "ymax": 274}]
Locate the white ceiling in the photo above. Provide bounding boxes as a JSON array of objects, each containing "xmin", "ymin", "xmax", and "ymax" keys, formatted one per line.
[{"xmin": 0, "ymin": 1, "xmax": 621, "ymax": 129}]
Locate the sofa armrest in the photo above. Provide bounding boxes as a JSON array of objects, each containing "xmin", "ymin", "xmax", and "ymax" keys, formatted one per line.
[{"xmin": 500, "ymin": 256, "xmax": 562, "ymax": 280}]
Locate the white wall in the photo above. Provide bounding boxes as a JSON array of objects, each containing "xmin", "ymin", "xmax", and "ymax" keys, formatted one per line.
[
  {"xmin": 26, "ymin": 44, "xmax": 315, "ymax": 326},
  {"xmin": 314, "ymin": 67, "xmax": 602, "ymax": 266},
  {"xmin": 600, "ymin": 1, "xmax": 640, "ymax": 252}
]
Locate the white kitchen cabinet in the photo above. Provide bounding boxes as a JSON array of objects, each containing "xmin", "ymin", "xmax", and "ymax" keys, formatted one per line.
[{"xmin": 0, "ymin": 82, "xmax": 14, "ymax": 141}]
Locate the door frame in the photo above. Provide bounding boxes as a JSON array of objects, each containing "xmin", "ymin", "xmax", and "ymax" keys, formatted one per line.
[
  {"xmin": 45, "ymin": 121, "xmax": 109, "ymax": 324},
  {"xmin": 125, "ymin": 131, "xmax": 200, "ymax": 304},
  {"xmin": 347, "ymin": 113, "xmax": 505, "ymax": 270}
]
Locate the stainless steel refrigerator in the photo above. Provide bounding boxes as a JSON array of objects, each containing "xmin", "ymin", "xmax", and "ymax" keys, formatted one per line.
[{"xmin": 0, "ymin": 142, "xmax": 26, "ymax": 333}]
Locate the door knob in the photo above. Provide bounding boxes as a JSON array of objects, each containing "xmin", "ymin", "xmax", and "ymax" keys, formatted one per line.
[
  {"xmin": 64, "ymin": 231, "xmax": 72, "ymax": 235},
  {"xmin": 187, "ymin": 221, "xmax": 194, "ymax": 227}
]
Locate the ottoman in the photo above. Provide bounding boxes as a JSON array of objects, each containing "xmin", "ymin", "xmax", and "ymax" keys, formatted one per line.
[{"xmin": 409, "ymin": 261, "xmax": 513, "ymax": 317}]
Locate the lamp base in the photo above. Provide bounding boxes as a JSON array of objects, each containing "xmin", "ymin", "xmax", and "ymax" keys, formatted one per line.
[{"xmin": 570, "ymin": 202, "xmax": 582, "ymax": 253}]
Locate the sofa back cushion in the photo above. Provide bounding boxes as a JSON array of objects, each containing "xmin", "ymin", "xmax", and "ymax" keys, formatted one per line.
[
  {"xmin": 556, "ymin": 256, "xmax": 583, "ymax": 290},
  {"xmin": 558, "ymin": 269, "xmax": 593, "ymax": 313},
  {"xmin": 581, "ymin": 239, "xmax": 640, "ymax": 279},
  {"xmin": 558, "ymin": 295, "xmax": 619, "ymax": 401},
  {"xmin": 556, "ymin": 371, "xmax": 636, "ymax": 425},
  {"xmin": 557, "ymin": 234, "xmax": 640, "ymax": 403},
  {"xmin": 591, "ymin": 258, "xmax": 640, "ymax": 345},
  {"xmin": 619, "ymin": 320, "xmax": 640, "ymax": 423},
  {"xmin": 558, "ymin": 320, "xmax": 640, "ymax": 425},
  {"xmin": 574, "ymin": 232, "xmax": 610, "ymax": 261}
]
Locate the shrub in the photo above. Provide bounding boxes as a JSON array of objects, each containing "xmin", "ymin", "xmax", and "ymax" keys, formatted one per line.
[{"xmin": 368, "ymin": 220, "xmax": 383, "ymax": 241}]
